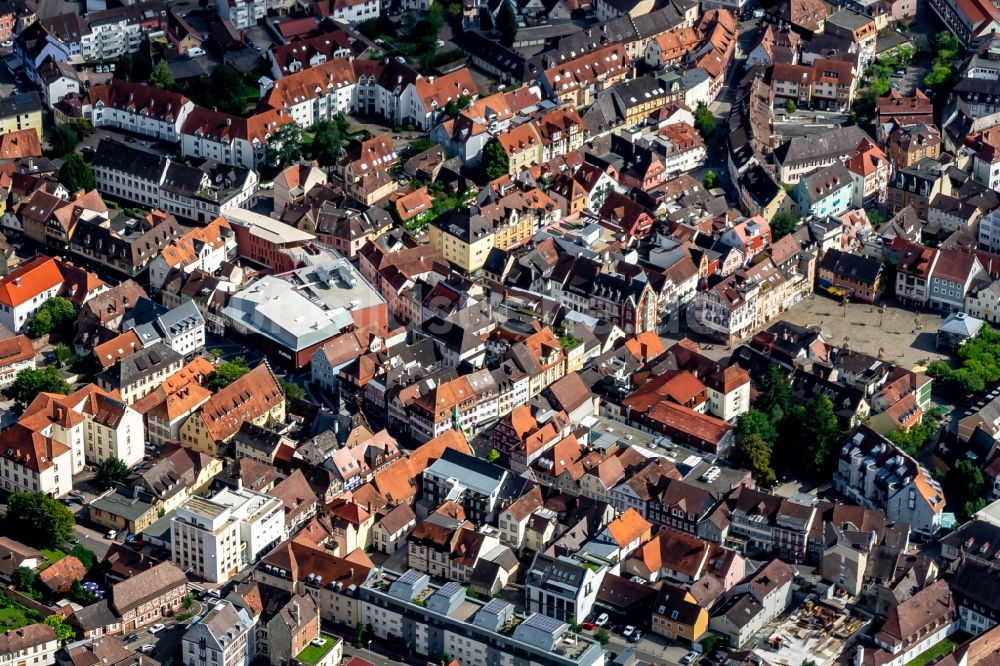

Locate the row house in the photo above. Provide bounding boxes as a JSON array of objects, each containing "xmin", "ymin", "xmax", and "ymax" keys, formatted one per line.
[
  {"xmin": 532, "ymin": 106, "xmax": 587, "ymax": 162},
  {"xmin": 894, "ymin": 241, "xmax": 989, "ymax": 312},
  {"xmin": 87, "ymin": 79, "xmax": 193, "ymax": 142},
  {"xmin": 710, "ymin": 486, "xmax": 817, "ymax": 563},
  {"xmin": 180, "ymin": 106, "xmax": 294, "ymax": 169},
  {"xmin": 92, "ymin": 138, "xmax": 258, "ymax": 225},
  {"xmin": 492, "ymin": 404, "xmax": 572, "ymax": 473},
  {"xmin": 770, "ymin": 59, "xmax": 857, "ymax": 111},
  {"xmin": 539, "ymin": 44, "xmax": 632, "ymax": 108}
]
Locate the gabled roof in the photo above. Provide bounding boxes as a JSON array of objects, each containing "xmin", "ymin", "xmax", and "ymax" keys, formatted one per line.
[{"xmin": 199, "ymin": 364, "xmax": 283, "ymax": 442}]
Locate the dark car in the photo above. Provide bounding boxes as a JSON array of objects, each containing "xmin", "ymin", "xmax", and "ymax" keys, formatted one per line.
[{"xmin": 124, "ymin": 633, "xmax": 139, "ymax": 644}]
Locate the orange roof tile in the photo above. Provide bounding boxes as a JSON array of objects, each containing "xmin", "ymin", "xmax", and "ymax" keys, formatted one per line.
[
  {"xmin": 0, "ymin": 256, "xmax": 64, "ymax": 308},
  {"xmin": 607, "ymin": 508, "xmax": 653, "ymax": 548}
]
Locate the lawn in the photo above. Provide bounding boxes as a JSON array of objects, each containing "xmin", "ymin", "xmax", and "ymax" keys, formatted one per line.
[
  {"xmin": 296, "ymin": 635, "xmax": 336, "ymax": 665},
  {"xmin": 0, "ymin": 606, "xmax": 32, "ymax": 631},
  {"xmin": 904, "ymin": 637, "xmax": 962, "ymax": 666},
  {"xmin": 40, "ymin": 549, "xmax": 65, "ymax": 568}
]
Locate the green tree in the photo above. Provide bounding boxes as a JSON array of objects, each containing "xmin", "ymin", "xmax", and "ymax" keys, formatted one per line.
[
  {"xmin": 278, "ymin": 378, "xmax": 306, "ymax": 401},
  {"xmin": 53, "ymin": 343, "xmax": 73, "ymax": 368},
  {"xmin": 70, "ymin": 119, "xmax": 94, "ymax": 139},
  {"xmin": 309, "ymin": 120, "xmax": 346, "ymax": 167},
  {"xmin": 355, "ymin": 621, "xmax": 365, "ymax": 648},
  {"xmin": 798, "ymin": 394, "xmax": 842, "ymax": 476},
  {"xmin": 49, "ymin": 124, "xmax": 81, "ymax": 157},
  {"xmin": 694, "ymin": 102, "xmax": 716, "ymax": 139},
  {"xmin": 24, "ymin": 297, "xmax": 76, "ymax": 339},
  {"xmin": 771, "ymin": 212, "xmax": 798, "ymax": 240},
  {"xmin": 733, "ymin": 434, "xmax": 777, "ymax": 485},
  {"xmin": 594, "ymin": 629, "xmax": 610, "ymax": 645},
  {"xmin": 59, "ymin": 153, "xmax": 94, "ymax": 193},
  {"xmin": 7, "ymin": 366, "xmax": 71, "ymax": 408},
  {"xmin": 206, "ymin": 357, "xmax": 251, "ymax": 390},
  {"xmin": 44, "ymin": 615, "xmax": 76, "ymax": 642},
  {"xmin": 759, "ymin": 362, "xmax": 793, "ymax": 424},
  {"xmin": 496, "ymin": 1, "xmax": 518, "ymax": 47},
  {"xmin": 738, "ymin": 408, "xmax": 777, "ymax": 445},
  {"xmin": 95, "ymin": 457, "xmax": 130, "ymax": 490},
  {"xmin": 69, "ymin": 545, "xmax": 96, "ymax": 571},
  {"xmin": 69, "ymin": 579, "xmax": 95, "ymax": 605},
  {"xmin": 11, "ymin": 566, "xmax": 36, "ymax": 592},
  {"xmin": 802, "ymin": 661, "xmax": 818, "ymax": 666},
  {"xmin": 482, "ymin": 138, "xmax": 509, "ymax": 180},
  {"xmin": 945, "ymin": 459, "xmax": 986, "ymax": 521},
  {"xmin": 703, "ymin": 171, "xmax": 719, "ymax": 189},
  {"xmin": 486, "ymin": 448, "xmax": 501, "ymax": 463},
  {"xmin": 267, "ymin": 124, "xmax": 304, "ymax": 166},
  {"xmin": 3, "ymin": 492, "xmax": 75, "ymax": 548},
  {"xmin": 150, "ymin": 59, "xmax": 174, "ymax": 89},
  {"xmin": 785, "ymin": 100, "xmax": 797, "ymax": 114}
]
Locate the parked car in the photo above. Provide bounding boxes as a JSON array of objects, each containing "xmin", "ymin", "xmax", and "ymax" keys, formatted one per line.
[
  {"xmin": 140, "ymin": 645, "xmax": 155, "ymax": 654},
  {"xmin": 434, "ymin": 39, "xmax": 445, "ymax": 48},
  {"xmin": 105, "ymin": 529, "xmax": 118, "ymax": 540},
  {"xmin": 124, "ymin": 634, "xmax": 139, "ymax": 644},
  {"xmin": 148, "ymin": 624, "xmax": 165, "ymax": 634},
  {"xmin": 628, "ymin": 630, "xmax": 642, "ymax": 643},
  {"xmin": 595, "ymin": 613, "xmax": 610, "ymax": 627},
  {"xmin": 580, "ymin": 622, "xmax": 596, "ymax": 631},
  {"xmin": 682, "ymin": 652, "xmax": 699, "ymax": 664},
  {"xmin": 622, "ymin": 625, "xmax": 636, "ymax": 639}
]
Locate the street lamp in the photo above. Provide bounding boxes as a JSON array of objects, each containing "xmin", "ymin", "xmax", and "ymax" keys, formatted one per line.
[{"xmin": 367, "ymin": 639, "xmax": 372, "ymax": 663}]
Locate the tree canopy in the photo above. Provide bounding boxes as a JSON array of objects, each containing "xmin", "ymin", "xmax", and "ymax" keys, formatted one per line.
[
  {"xmin": 771, "ymin": 212, "xmax": 798, "ymax": 240},
  {"xmin": 308, "ymin": 115, "xmax": 352, "ymax": 167},
  {"xmin": 7, "ymin": 366, "xmax": 71, "ymax": 408},
  {"xmin": 926, "ymin": 326, "xmax": 1000, "ymax": 396},
  {"xmin": 496, "ymin": 1, "xmax": 518, "ymax": 47},
  {"xmin": 149, "ymin": 59, "xmax": 174, "ymax": 89},
  {"xmin": 482, "ymin": 138, "xmax": 510, "ymax": 180},
  {"xmin": 694, "ymin": 102, "xmax": 716, "ymax": 139},
  {"xmin": 2, "ymin": 493, "xmax": 75, "ymax": 548},
  {"xmin": 95, "ymin": 457, "xmax": 130, "ymax": 490},
  {"xmin": 944, "ymin": 459, "xmax": 986, "ymax": 521},
  {"xmin": 206, "ymin": 357, "xmax": 252, "ymax": 390},
  {"xmin": 267, "ymin": 124, "xmax": 304, "ymax": 166},
  {"xmin": 59, "ymin": 154, "xmax": 94, "ymax": 194},
  {"xmin": 25, "ymin": 297, "xmax": 76, "ymax": 339},
  {"xmin": 44, "ymin": 615, "xmax": 76, "ymax": 642}
]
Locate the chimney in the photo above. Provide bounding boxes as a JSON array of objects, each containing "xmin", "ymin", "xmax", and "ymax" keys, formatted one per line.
[
  {"xmin": 13, "ymin": 278, "xmax": 19, "ymax": 286},
  {"xmin": 236, "ymin": 476, "xmax": 243, "ymax": 491}
]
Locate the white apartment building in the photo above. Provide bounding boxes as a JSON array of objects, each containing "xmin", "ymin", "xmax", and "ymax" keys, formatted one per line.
[
  {"xmin": 215, "ymin": 0, "xmax": 265, "ymax": 30},
  {"xmin": 88, "ymin": 80, "xmax": 194, "ymax": 143},
  {"xmin": 211, "ymin": 486, "xmax": 286, "ymax": 563},
  {"xmin": 72, "ymin": 386, "xmax": 145, "ymax": 468},
  {"xmin": 327, "ymin": 0, "xmax": 380, "ymax": 23},
  {"xmin": 0, "ymin": 256, "xmax": 66, "ymax": 334},
  {"xmin": 0, "ymin": 624, "xmax": 59, "ymax": 666},
  {"xmin": 361, "ymin": 571, "xmax": 606, "ymax": 666},
  {"xmin": 172, "ymin": 497, "xmax": 244, "ymax": 583},
  {"xmin": 182, "ymin": 601, "xmax": 255, "ymax": 666},
  {"xmin": 0, "ymin": 431, "xmax": 73, "ymax": 498},
  {"xmin": 172, "ymin": 488, "xmax": 286, "ymax": 583},
  {"xmin": 92, "ymin": 138, "xmax": 258, "ymax": 225},
  {"xmin": 834, "ymin": 427, "xmax": 945, "ymax": 539}
]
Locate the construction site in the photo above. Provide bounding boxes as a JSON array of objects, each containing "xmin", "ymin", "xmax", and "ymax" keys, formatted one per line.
[{"xmin": 760, "ymin": 599, "xmax": 870, "ymax": 666}]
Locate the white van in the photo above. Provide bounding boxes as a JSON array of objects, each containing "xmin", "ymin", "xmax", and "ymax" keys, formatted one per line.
[{"xmin": 188, "ymin": 47, "xmax": 206, "ymax": 58}]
